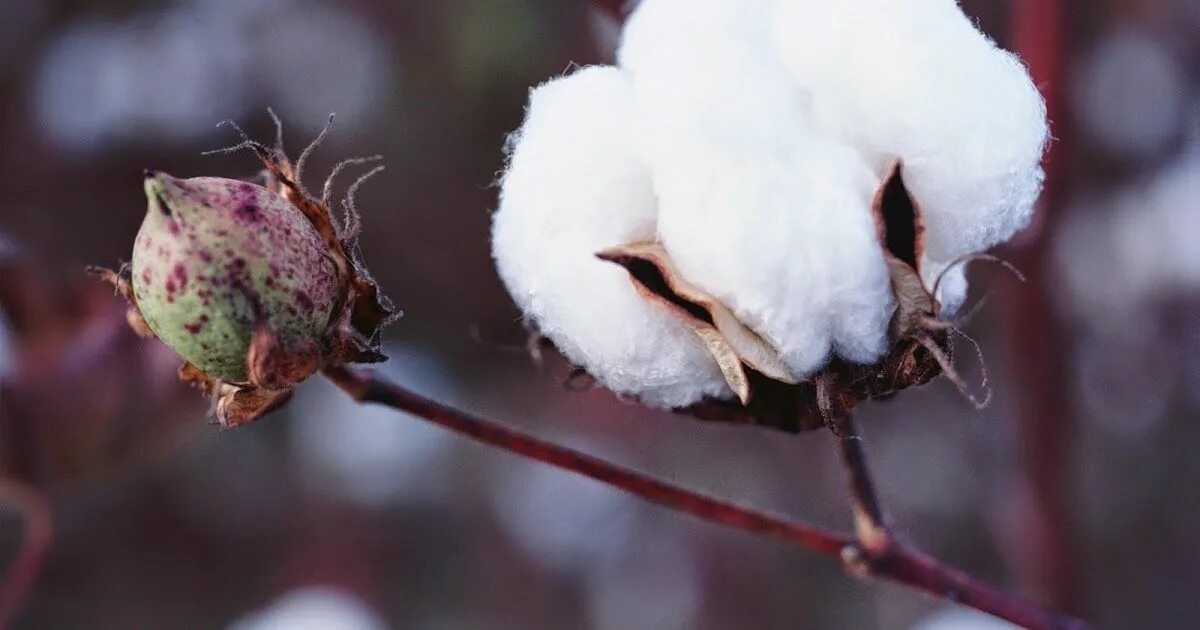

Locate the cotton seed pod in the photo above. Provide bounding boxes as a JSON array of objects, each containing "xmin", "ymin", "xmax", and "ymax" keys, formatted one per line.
[
  {"xmin": 133, "ymin": 172, "xmax": 338, "ymax": 383},
  {"xmin": 94, "ymin": 116, "xmax": 395, "ymax": 428}
]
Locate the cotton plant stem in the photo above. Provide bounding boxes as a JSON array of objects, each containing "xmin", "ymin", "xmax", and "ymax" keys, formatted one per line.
[
  {"xmin": 322, "ymin": 365, "xmax": 848, "ymax": 555},
  {"xmin": 0, "ymin": 478, "xmax": 52, "ymax": 628},
  {"xmin": 1007, "ymin": 0, "xmax": 1079, "ymax": 610},
  {"xmin": 833, "ymin": 416, "xmax": 890, "ymax": 552},
  {"xmin": 323, "ymin": 365, "xmax": 1088, "ymax": 630},
  {"xmin": 832, "ymin": 416, "xmax": 1088, "ymax": 629}
]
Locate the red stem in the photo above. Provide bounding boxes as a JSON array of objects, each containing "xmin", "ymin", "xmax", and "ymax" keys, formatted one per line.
[
  {"xmin": 1007, "ymin": 0, "xmax": 1078, "ymax": 611},
  {"xmin": 323, "ymin": 366, "xmax": 1088, "ymax": 630},
  {"xmin": 0, "ymin": 478, "xmax": 52, "ymax": 628}
]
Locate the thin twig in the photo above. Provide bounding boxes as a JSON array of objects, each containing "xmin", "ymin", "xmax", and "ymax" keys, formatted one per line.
[
  {"xmin": 322, "ymin": 365, "xmax": 1088, "ymax": 630},
  {"xmin": 833, "ymin": 416, "xmax": 890, "ymax": 551},
  {"xmin": 831, "ymin": 416, "xmax": 1087, "ymax": 630},
  {"xmin": 322, "ymin": 365, "xmax": 847, "ymax": 555},
  {"xmin": 0, "ymin": 478, "xmax": 52, "ymax": 627}
]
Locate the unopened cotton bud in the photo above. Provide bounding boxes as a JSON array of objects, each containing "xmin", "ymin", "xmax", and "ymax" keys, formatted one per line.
[{"xmin": 132, "ymin": 172, "xmax": 338, "ymax": 382}]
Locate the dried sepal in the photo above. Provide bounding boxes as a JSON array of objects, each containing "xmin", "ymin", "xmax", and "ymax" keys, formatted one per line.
[
  {"xmin": 86, "ymin": 265, "xmax": 156, "ymax": 339},
  {"xmin": 247, "ymin": 323, "xmax": 321, "ymax": 392},
  {"xmin": 598, "ymin": 242, "xmax": 797, "ymax": 404},
  {"xmin": 215, "ymin": 385, "xmax": 293, "ymax": 430},
  {"xmin": 239, "ymin": 119, "xmax": 397, "ymax": 367},
  {"xmin": 178, "ymin": 361, "xmax": 212, "ymax": 392}
]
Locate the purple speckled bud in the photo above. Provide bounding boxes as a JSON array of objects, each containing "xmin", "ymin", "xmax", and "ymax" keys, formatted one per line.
[{"xmin": 131, "ymin": 171, "xmax": 338, "ymax": 383}]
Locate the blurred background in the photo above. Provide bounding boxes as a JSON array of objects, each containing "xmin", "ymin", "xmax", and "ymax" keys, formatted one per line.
[{"xmin": 0, "ymin": 0, "xmax": 1197, "ymax": 628}]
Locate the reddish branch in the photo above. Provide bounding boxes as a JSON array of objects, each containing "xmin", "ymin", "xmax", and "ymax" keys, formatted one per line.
[
  {"xmin": 323, "ymin": 365, "xmax": 1088, "ymax": 629},
  {"xmin": 0, "ymin": 478, "xmax": 52, "ymax": 628},
  {"xmin": 1007, "ymin": 0, "xmax": 1078, "ymax": 611}
]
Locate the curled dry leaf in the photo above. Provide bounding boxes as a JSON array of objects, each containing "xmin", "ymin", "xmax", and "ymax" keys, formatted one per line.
[
  {"xmin": 94, "ymin": 116, "xmax": 396, "ymax": 428},
  {"xmin": 592, "ymin": 162, "xmax": 975, "ymax": 432}
]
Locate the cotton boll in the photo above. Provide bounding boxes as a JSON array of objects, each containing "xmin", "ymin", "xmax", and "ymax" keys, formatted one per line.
[
  {"xmin": 492, "ymin": 66, "xmax": 731, "ymax": 408},
  {"xmin": 655, "ymin": 137, "xmax": 894, "ymax": 376},
  {"xmin": 773, "ymin": 0, "xmax": 1048, "ymax": 284}
]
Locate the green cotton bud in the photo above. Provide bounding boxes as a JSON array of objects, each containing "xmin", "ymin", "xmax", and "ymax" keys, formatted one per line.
[
  {"xmin": 94, "ymin": 113, "xmax": 394, "ymax": 428},
  {"xmin": 131, "ymin": 171, "xmax": 339, "ymax": 383}
]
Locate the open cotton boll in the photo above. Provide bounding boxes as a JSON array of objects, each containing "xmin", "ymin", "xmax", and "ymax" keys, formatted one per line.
[
  {"xmin": 772, "ymin": 0, "xmax": 1048, "ymax": 301},
  {"xmin": 655, "ymin": 137, "xmax": 895, "ymax": 376},
  {"xmin": 492, "ymin": 66, "xmax": 732, "ymax": 408}
]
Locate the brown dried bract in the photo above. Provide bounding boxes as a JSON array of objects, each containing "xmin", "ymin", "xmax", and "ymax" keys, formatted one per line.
[{"xmin": 597, "ymin": 242, "xmax": 797, "ymax": 403}]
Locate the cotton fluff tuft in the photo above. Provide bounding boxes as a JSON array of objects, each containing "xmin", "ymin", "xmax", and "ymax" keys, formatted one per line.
[
  {"xmin": 654, "ymin": 141, "xmax": 895, "ymax": 375},
  {"xmin": 492, "ymin": 66, "xmax": 732, "ymax": 408},
  {"xmin": 772, "ymin": 0, "xmax": 1049, "ymax": 309},
  {"xmin": 619, "ymin": 0, "xmax": 806, "ymax": 156},
  {"xmin": 620, "ymin": 0, "xmax": 895, "ymax": 375}
]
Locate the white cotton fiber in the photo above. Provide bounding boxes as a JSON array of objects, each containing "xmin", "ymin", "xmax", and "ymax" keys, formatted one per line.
[
  {"xmin": 492, "ymin": 66, "xmax": 732, "ymax": 408},
  {"xmin": 772, "ymin": 0, "xmax": 1049, "ymax": 302},
  {"xmin": 495, "ymin": 0, "xmax": 1050, "ymax": 403},
  {"xmin": 654, "ymin": 139, "xmax": 895, "ymax": 375},
  {"xmin": 619, "ymin": 0, "xmax": 805, "ymax": 157},
  {"xmin": 619, "ymin": 0, "xmax": 894, "ymax": 375}
]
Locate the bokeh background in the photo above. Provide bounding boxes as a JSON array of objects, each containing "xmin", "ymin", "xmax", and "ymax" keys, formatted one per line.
[{"xmin": 0, "ymin": 0, "xmax": 1198, "ymax": 628}]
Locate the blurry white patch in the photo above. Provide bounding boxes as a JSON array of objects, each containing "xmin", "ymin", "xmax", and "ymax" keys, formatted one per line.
[
  {"xmin": 585, "ymin": 534, "xmax": 701, "ymax": 630},
  {"xmin": 1055, "ymin": 144, "xmax": 1200, "ymax": 330},
  {"xmin": 875, "ymin": 425, "xmax": 978, "ymax": 514},
  {"xmin": 489, "ymin": 454, "xmax": 641, "ymax": 575},
  {"xmin": 0, "ymin": 307, "xmax": 13, "ymax": 381},
  {"xmin": 912, "ymin": 605, "xmax": 1020, "ymax": 630},
  {"xmin": 249, "ymin": 3, "xmax": 393, "ymax": 131},
  {"xmin": 290, "ymin": 343, "xmax": 458, "ymax": 508},
  {"xmin": 228, "ymin": 586, "xmax": 388, "ymax": 630},
  {"xmin": 31, "ymin": 0, "xmax": 392, "ymax": 152},
  {"xmin": 1073, "ymin": 28, "xmax": 1186, "ymax": 159},
  {"xmin": 1073, "ymin": 327, "xmax": 1174, "ymax": 437}
]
